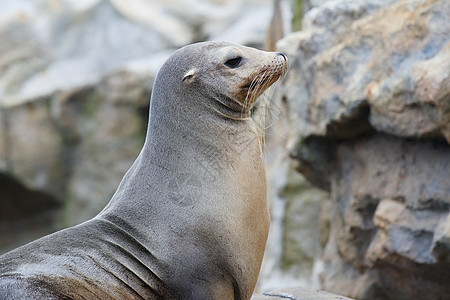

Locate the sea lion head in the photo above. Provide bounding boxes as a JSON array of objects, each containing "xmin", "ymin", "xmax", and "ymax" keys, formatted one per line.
[{"xmin": 153, "ymin": 41, "xmax": 288, "ymax": 120}]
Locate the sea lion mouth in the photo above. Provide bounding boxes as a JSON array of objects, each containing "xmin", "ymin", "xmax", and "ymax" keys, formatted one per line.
[
  {"xmin": 241, "ymin": 73, "xmax": 272, "ymax": 91},
  {"xmin": 239, "ymin": 65, "xmax": 286, "ymax": 103}
]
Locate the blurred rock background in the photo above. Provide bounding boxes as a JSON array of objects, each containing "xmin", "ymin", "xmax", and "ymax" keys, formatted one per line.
[{"xmin": 0, "ymin": 0, "xmax": 449, "ymax": 299}]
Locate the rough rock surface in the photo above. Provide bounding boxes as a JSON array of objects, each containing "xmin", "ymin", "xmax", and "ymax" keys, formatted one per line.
[
  {"xmin": 272, "ymin": 0, "xmax": 450, "ymax": 299},
  {"xmin": 252, "ymin": 287, "xmax": 354, "ymax": 300}
]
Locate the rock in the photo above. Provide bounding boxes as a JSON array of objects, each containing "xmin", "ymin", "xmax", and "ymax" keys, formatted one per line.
[
  {"xmin": 110, "ymin": 0, "xmax": 194, "ymax": 46},
  {"xmin": 252, "ymin": 287, "xmax": 354, "ymax": 299},
  {"xmin": 280, "ymin": 169, "xmax": 329, "ymax": 273},
  {"xmin": 57, "ymin": 70, "xmax": 151, "ymax": 225},
  {"xmin": 278, "ymin": 0, "xmax": 450, "ymax": 142},
  {"xmin": 259, "ymin": 158, "xmax": 329, "ymax": 291},
  {"xmin": 211, "ymin": 5, "xmax": 272, "ymax": 47},
  {"xmin": 0, "ymin": 99, "xmax": 65, "ymax": 198},
  {"xmin": 432, "ymin": 214, "xmax": 450, "ymax": 263},
  {"xmin": 309, "ymin": 135, "xmax": 450, "ymax": 300},
  {"xmin": 0, "ymin": 173, "xmax": 61, "ymax": 254},
  {"xmin": 274, "ymin": 0, "xmax": 450, "ymax": 298}
]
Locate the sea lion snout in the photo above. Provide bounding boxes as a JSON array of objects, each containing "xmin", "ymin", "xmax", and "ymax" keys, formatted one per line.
[{"xmin": 236, "ymin": 51, "xmax": 288, "ymax": 106}]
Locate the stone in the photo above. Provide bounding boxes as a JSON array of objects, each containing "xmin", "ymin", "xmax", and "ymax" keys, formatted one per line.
[
  {"xmin": 252, "ymin": 287, "xmax": 355, "ymax": 299},
  {"xmin": 313, "ymin": 134, "xmax": 450, "ymax": 299},
  {"xmin": 432, "ymin": 214, "xmax": 450, "ymax": 263},
  {"xmin": 0, "ymin": 173, "xmax": 61, "ymax": 255},
  {"xmin": 372, "ymin": 199, "xmax": 404, "ymax": 230},
  {"xmin": 2, "ymin": 100, "xmax": 65, "ymax": 197},
  {"xmin": 58, "ymin": 77, "xmax": 149, "ymax": 225},
  {"xmin": 278, "ymin": 0, "xmax": 450, "ymax": 142},
  {"xmin": 274, "ymin": 0, "xmax": 450, "ymax": 298}
]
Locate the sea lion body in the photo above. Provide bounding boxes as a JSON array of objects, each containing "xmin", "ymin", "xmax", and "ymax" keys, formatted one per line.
[{"xmin": 0, "ymin": 42, "xmax": 287, "ymax": 299}]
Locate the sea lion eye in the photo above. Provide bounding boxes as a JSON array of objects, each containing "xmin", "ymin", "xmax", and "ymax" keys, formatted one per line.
[{"xmin": 224, "ymin": 57, "xmax": 242, "ymax": 68}]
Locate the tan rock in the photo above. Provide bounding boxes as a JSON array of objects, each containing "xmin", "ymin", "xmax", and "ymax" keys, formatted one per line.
[{"xmin": 373, "ymin": 198, "xmax": 404, "ymax": 229}]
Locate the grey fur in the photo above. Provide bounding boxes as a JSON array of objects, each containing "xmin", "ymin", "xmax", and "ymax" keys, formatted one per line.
[{"xmin": 0, "ymin": 42, "xmax": 287, "ymax": 300}]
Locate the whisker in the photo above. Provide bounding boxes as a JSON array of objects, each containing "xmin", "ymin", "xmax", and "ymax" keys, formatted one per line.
[
  {"xmin": 244, "ymin": 74, "xmax": 262, "ymax": 114},
  {"xmin": 241, "ymin": 55, "xmax": 288, "ymax": 148},
  {"xmin": 253, "ymin": 70, "xmax": 276, "ymax": 148},
  {"xmin": 211, "ymin": 106, "xmax": 252, "ymax": 121},
  {"xmin": 251, "ymin": 71, "xmax": 268, "ymax": 105}
]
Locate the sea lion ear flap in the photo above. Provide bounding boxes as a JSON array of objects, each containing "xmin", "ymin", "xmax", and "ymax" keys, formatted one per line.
[{"xmin": 182, "ymin": 69, "xmax": 197, "ymax": 83}]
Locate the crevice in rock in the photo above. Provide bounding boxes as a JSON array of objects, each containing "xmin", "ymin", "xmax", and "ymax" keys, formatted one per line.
[
  {"xmin": 325, "ymin": 100, "xmax": 375, "ymax": 140},
  {"xmin": 374, "ymin": 256, "xmax": 450, "ymax": 299},
  {"xmin": 0, "ymin": 172, "xmax": 62, "ymax": 254},
  {"xmin": 290, "ymin": 135, "xmax": 337, "ymax": 191}
]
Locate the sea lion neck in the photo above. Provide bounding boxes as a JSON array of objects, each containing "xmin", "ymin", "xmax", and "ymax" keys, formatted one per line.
[{"xmin": 100, "ymin": 79, "xmax": 261, "ymax": 212}]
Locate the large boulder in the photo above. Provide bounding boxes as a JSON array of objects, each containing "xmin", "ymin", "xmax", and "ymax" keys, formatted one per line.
[{"xmin": 269, "ymin": 0, "xmax": 450, "ymax": 298}]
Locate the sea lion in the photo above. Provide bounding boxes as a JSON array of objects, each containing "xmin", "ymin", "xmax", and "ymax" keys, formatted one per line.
[{"xmin": 0, "ymin": 41, "xmax": 288, "ymax": 299}]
